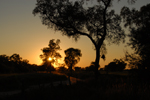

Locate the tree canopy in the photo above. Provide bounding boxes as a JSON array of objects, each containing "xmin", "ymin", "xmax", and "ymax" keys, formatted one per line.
[
  {"xmin": 10, "ymin": 53, "xmax": 22, "ymax": 64},
  {"xmin": 40, "ymin": 39, "xmax": 62, "ymax": 72},
  {"xmin": 64, "ymin": 48, "xmax": 82, "ymax": 74},
  {"xmin": 121, "ymin": 3, "xmax": 150, "ymax": 69},
  {"xmin": 33, "ymin": 0, "xmax": 137, "ymax": 78},
  {"xmin": 40, "ymin": 39, "xmax": 62, "ymax": 64},
  {"xmin": 0, "ymin": 54, "xmax": 37, "ymax": 73}
]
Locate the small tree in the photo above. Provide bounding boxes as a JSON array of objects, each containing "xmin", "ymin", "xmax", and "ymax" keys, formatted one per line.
[
  {"xmin": 64, "ymin": 48, "xmax": 82, "ymax": 85},
  {"xmin": 10, "ymin": 53, "xmax": 22, "ymax": 64},
  {"xmin": 40, "ymin": 39, "xmax": 62, "ymax": 73}
]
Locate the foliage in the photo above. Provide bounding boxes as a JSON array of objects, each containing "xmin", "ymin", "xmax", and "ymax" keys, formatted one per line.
[
  {"xmin": 33, "ymin": 0, "xmax": 127, "ymax": 78},
  {"xmin": 0, "ymin": 54, "xmax": 37, "ymax": 73},
  {"xmin": 64, "ymin": 48, "xmax": 82, "ymax": 75},
  {"xmin": 40, "ymin": 39, "xmax": 62, "ymax": 72},
  {"xmin": 40, "ymin": 39, "xmax": 61, "ymax": 64},
  {"xmin": 85, "ymin": 0, "xmax": 136, "ymax": 4},
  {"xmin": 121, "ymin": 3, "xmax": 150, "ymax": 69},
  {"xmin": 124, "ymin": 51, "xmax": 142, "ymax": 69},
  {"xmin": 10, "ymin": 54, "xmax": 22, "ymax": 64},
  {"xmin": 104, "ymin": 59, "xmax": 126, "ymax": 71},
  {"xmin": 0, "ymin": 55, "xmax": 9, "ymax": 63}
]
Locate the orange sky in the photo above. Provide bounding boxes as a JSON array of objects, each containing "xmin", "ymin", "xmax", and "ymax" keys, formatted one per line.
[{"xmin": 0, "ymin": 0, "xmax": 149, "ymax": 68}]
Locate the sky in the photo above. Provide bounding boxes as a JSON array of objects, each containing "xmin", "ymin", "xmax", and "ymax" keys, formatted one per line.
[{"xmin": 0, "ymin": 0, "xmax": 150, "ymax": 68}]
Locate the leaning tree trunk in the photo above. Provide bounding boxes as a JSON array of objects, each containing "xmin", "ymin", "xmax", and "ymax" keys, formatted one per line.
[{"xmin": 93, "ymin": 4, "xmax": 107, "ymax": 79}]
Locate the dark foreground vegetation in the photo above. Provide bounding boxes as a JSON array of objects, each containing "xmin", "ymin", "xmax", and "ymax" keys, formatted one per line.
[
  {"xmin": 0, "ymin": 73, "xmax": 67, "ymax": 92},
  {"xmin": 1, "ymin": 70, "xmax": 150, "ymax": 100},
  {"xmin": 0, "ymin": 52, "xmax": 150, "ymax": 100}
]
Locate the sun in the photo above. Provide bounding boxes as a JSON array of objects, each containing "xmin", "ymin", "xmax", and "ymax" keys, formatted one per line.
[{"xmin": 48, "ymin": 57, "xmax": 52, "ymax": 61}]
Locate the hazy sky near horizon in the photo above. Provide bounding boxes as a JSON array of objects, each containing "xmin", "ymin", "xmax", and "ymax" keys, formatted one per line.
[{"xmin": 0, "ymin": 0, "xmax": 150, "ymax": 68}]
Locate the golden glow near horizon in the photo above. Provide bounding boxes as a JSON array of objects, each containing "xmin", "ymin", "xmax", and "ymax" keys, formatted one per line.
[
  {"xmin": 48, "ymin": 57, "xmax": 56, "ymax": 61},
  {"xmin": 48, "ymin": 57, "xmax": 52, "ymax": 61},
  {"xmin": 0, "ymin": 0, "xmax": 149, "ymax": 69}
]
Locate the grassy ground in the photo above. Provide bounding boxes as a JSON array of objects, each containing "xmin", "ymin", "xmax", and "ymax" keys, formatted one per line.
[
  {"xmin": 1, "ymin": 74, "xmax": 150, "ymax": 100},
  {"xmin": 0, "ymin": 73, "xmax": 67, "ymax": 92}
]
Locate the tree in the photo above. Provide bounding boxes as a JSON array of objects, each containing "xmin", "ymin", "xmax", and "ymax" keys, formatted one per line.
[
  {"xmin": 121, "ymin": 3, "xmax": 150, "ymax": 69},
  {"xmin": 0, "ymin": 55, "xmax": 10, "ymax": 63},
  {"xmin": 40, "ymin": 39, "xmax": 62, "ymax": 73},
  {"xmin": 104, "ymin": 59, "xmax": 126, "ymax": 71},
  {"xmin": 10, "ymin": 53, "xmax": 22, "ymax": 64},
  {"xmin": 0, "ymin": 55, "xmax": 11, "ymax": 73},
  {"xmin": 33, "ymin": 0, "xmax": 136, "ymax": 78},
  {"xmin": 64, "ymin": 47, "xmax": 82, "ymax": 85},
  {"xmin": 21, "ymin": 59, "xmax": 29, "ymax": 66},
  {"xmin": 64, "ymin": 48, "xmax": 82, "ymax": 75},
  {"xmin": 124, "ymin": 51, "xmax": 142, "ymax": 69}
]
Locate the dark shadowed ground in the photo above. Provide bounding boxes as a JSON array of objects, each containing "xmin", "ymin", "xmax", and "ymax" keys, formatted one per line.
[{"xmin": 0, "ymin": 71, "xmax": 150, "ymax": 100}]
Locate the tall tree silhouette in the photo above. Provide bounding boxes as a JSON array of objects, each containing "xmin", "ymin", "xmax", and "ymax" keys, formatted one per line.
[
  {"xmin": 64, "ymin": 48, "xmax": 82, "ymax": 75},
  {"xmin": 40, "ymin": 39, "xmax": 62, "ymax": 73},
  {"xmin": 33, "ymin": 0, "xmax": 136, "ymax": 78},
  {"xmin": 121, "ymin": 3, "xmax": 150, "ymax": 69},
  {"xmin": 64, "ymin": 48, "xmax": 82, "ymax": 85}
]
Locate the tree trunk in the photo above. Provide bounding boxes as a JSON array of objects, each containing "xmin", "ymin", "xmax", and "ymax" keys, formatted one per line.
[{"xmin": 95, "ymin": 48, "xmax": 100, "ymax": 79}]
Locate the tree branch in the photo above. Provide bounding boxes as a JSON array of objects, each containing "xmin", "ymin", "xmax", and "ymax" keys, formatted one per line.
[
  {"xmin": 73, "ymin": 27, "xmax": 97, "ymax": 47},
  {"xmin": 46, "ymin": 13, "xmax": 97, "ymax": 47}
]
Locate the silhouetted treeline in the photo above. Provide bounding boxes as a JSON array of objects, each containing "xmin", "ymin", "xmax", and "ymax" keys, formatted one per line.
[
  {"xmin": 0, "ymin": 54, "xmax": 42, "ymax": 74},
  {"xmin": 37, "ymin": 64, "xmax": 56, "ymax": 72},
  {"xmin": 104, "ymin": 59, "xmax": 126, "ymax": 72}
]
